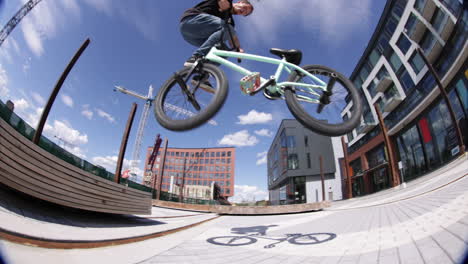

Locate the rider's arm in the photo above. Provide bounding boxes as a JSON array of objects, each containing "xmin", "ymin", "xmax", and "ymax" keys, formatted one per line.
[{"xmin": 231, "ymin": 34, "xmax": 244, "ymax": 53}]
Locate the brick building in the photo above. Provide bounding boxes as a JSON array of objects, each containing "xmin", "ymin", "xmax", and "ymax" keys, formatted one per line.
[{"xmin": 143, "ymin": 147, "xmax": 235, "ymax": 199}]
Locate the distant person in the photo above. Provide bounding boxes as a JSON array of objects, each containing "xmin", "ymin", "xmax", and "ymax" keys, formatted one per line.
[{"xmin": 179, "ymin": 0, "xmax": 254, "ymax": 66}]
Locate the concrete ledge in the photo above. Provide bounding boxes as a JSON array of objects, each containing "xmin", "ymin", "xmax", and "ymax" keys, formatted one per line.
[{"xmin": 152, "ymin": 200, "xmax": 331, "ymax": 215}]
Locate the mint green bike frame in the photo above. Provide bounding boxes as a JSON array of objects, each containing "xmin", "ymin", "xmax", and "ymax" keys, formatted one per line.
[{"xmin": 205, "ymin": 47, "xmax": 327, "ymax": 103}]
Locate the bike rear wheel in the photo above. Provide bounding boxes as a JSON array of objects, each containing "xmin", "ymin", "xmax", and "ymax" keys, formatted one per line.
[
  {"xmin": 207, "ymin": 236, "xmax": 257, "ymax": 246},
  {"xmin": 284, "ymin": 65, "xmax": 362, "ymax": 136},
  {"xmin": 154, "ymin": 63, "xmax": 228, "ymax": 131}
]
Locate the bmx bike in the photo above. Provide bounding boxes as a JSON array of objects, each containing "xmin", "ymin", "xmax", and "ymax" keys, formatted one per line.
[
  {"xmin": 154, "ymin": 26, "xmax": 362, "ymax": 136},
  {"xmin": 207, "ymin": 232, "xmax": 337, "ymax": 249}
]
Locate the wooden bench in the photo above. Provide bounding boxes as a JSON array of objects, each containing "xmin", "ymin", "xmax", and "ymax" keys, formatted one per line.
[{"xmin": 0, "ymin": 118, "xmax": 152, "ymax": 215}]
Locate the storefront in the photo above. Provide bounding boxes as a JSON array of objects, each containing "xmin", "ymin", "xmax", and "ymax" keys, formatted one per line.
[{"xmin": 396, "ymin": 73, "xmax": 468, "ymax": 182}]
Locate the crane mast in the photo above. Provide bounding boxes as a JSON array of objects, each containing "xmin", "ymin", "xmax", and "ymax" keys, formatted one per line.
[{"xmin": 0, "ymin": 0, "xmax": 43, "ymax": 47}]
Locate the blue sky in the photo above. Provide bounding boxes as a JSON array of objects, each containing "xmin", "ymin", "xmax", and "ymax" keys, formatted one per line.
[{"xmin": 0, "ymin": 0, "xmax": 386, "ymax": 202}]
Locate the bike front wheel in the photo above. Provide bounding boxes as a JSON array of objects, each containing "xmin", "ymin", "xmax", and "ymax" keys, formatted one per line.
[
  {"xmin": 284, "ymin": 65, "xmax": 362, "ymax": 136},
  {"xmin": 154, "ymin": 63, "xmax": 228, "ymax": 131},
  {"xmin": 289, "ymin": 232, "xmax": 337, "ymax": 245}
]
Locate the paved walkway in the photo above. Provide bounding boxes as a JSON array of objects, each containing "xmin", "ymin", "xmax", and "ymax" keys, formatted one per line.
[{"xmin": 1, "ymin": 154, "xmax": 467, "ymax": 263}]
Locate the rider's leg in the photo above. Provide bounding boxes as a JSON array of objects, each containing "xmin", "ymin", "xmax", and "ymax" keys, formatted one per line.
[{"xmin": 180, "ymin": 14, "xmax": 226, "ymax": 58}]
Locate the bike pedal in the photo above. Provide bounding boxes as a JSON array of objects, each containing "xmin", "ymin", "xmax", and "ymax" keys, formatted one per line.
[{"xmin": 240, "ymin": 72, "xmax": 261, "ymax": 95}]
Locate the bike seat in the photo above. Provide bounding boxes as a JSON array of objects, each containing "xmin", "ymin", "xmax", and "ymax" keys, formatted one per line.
[{"xmin": 270, "ymin": 48, "xmax": 302, "ymax": 65}]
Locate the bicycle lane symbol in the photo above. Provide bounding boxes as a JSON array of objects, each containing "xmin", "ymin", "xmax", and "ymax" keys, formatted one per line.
[{"xmin": 206, "ymin": 225, "xmax": 337, "ymax": 249}]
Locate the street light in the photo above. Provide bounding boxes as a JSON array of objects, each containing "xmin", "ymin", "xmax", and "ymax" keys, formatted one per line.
[{"xmin": 402, "ymin": 30, "xmax": 465, "ymax": 154}]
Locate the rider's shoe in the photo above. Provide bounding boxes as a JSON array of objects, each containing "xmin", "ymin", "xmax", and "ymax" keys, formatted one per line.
[
  {"xmin": 263, "ymin": 89, "xmax": 282, "ymax": 100},
  {"xmin": 184, "ymin": 54, "xmax": 203, "ymax": 67}
]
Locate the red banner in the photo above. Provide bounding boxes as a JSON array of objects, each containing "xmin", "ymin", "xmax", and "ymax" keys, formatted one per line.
[{"xmin": 419, "ymin": 118, "xmax": 432, "ymax": 143}]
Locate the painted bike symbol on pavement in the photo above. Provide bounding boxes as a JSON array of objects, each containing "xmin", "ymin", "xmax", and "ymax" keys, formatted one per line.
[{"xmin": 207, "ymin": 225, "xmax": 337, "ymax": 249}]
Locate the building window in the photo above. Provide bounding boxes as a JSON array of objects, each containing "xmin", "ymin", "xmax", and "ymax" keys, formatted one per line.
[
  {"xmin": 389, "ymin": 51, "xmax": 403, "ymax": 73},
  {"xmin": 307, "ymin": 153, "xmax": 311, "ymax": 168},
  {"xmin": 410, "ymin": 51, "xmax": 425, "ymax": 74},
  {"xmin": 431, "ymin": 7, "xmax": 447, "ymax": 33},
  {"xmin": 399, "ymin": 69, "xmax": 415, "ymax": 92},
  {"xmin": 420, "ymin": 30, "xmax": 436, "ymax": 53},
  {"xmin": 414, "ymin": 0, "xmax": 426, "ymax": 14},
  {"xmin": 397, "ymin": 35, "xmax": 411, "ymax": 54},
  {"xmin": 369, "ymin": 48, "xmax": 381, "ymax": 67},
  {"xmin": 288, "ymin": 153, "xmax": 299, "ymax": 170}
]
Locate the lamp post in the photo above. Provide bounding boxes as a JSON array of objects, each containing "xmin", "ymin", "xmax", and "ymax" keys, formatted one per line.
[{"xmin": 402, "ymin": 31, "xmax": 465, "ymax": 154}]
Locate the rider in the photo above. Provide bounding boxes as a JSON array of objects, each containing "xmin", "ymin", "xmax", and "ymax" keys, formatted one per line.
[{"xmin": 179, "ymin": 0, "xmax": 254, "ymax": 66}]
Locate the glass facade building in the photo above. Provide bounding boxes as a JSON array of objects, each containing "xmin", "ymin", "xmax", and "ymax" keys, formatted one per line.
[{"xmin": 344, "ymin": 0, "xmax": 467, "ymax": 197}]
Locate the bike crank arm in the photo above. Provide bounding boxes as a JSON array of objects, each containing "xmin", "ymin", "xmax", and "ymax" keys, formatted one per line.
[{"xmin": 173, "ymin": 72, "xmax": 201, "ymax": 111}]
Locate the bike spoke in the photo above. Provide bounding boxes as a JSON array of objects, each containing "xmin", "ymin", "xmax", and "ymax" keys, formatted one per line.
[{"xmin": 292, "ymin": 71, "xmax": 352, "ymax": 125}]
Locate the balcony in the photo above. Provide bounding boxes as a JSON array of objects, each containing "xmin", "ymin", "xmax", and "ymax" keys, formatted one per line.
[
  {"xmin": 426, "ymin": 41, "xmax": 444, "ymax": 64},
  {"xmin": 375, "ymin": 76, "xmax": 393, "ymax": 93},
  {"xmin": 418, "ymin": 0, "xmax": 437, "ymax": 22},
  {"xmin": 358, "ymin": 121, "xmax": 378, "ymax": 134},
  {"xmin": 439, "ymin": 16, "xmax": 455, "ymax": 42},
  {"xmin": 383, "ymin": 95, "xmax": 404, "ymax": 113},
  {"xmin": 410, "ymin": 19, "xmax": 427, "ymax": 43}
]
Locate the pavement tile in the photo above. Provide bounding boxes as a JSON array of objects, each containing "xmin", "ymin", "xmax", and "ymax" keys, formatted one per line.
[{"xmin": 414, "ymin": 236, "xmax": 453, "ymax": 264}]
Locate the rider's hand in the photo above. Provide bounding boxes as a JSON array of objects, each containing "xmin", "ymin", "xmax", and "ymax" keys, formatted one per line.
[
  {"xmin": 218, "ymin": 0, "xmax": 230, "ymax": 11},
  {"xmin": 238, "ymin": 48, "xmax": 245, "ymax": 53}
]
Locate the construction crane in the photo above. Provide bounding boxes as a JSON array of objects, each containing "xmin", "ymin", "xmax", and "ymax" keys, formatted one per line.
[
  {"xmin": 114, "ymin": 85, "xmax": 153, "ymax": 182},
  {"xmin": 114, "ymin": 85, "xmax": 218, "ymax": 181},
  {"xmin": 0, "ymin": 0, "xmax": 43, "ymax": 47}
]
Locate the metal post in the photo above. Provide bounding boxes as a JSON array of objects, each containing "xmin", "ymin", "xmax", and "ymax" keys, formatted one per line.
[
  {"xmin": 415, "ymin": 46, "xmax": 465, "ymax": 154},
  {"xmin": 156, "ymin": 138, "xmax": 168, "ymax": 200},
  {"xmin": 374, "ymin": 104, "xmax": 400, "ymax": 187},
  {"xmin": 319, "ymin": 155, "xmax": 326, "ymax": 201},
  {"xmin": 341, "ymin": 137, "xmax": 352, "ymax": 199},
  {"xmin": 33, "ymin": 38, "xmax": 90, "ymax": 144},
  {"xmin": 115, "ymin": 103, "xmax": 137, "ymax": 183}
]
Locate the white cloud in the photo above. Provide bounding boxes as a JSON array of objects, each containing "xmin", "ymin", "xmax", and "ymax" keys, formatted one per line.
[
  {"xmin": 23, "ymin": 57, "xmax": 32, "ymax": 73},
  {"xmin": 254, "ymin": 129, "xmax": 273, "ymax": 137},
  {"xmin": 256, "ymin": 151, "xmax": 268, "ymax": 165},
  {"xmin": 229, "ymin": 185, "xmax": 269, "ymax": 203},
  {"xmin": 237, "ymin": 110, "xmax": 272, "ymax": 125},
  {"xmin": 46, "ymin": 120, "xmax": 88, "ymax": 146},
  {"xmin": 81, "ymin": 104, "xmax": 93, "ymax": 120},
  {"xmin": 0, "ymin": 65, "xmax": 9, "ymax": 98},
  {"xmin": 218, "ymin": 130, "xmax": 259, "ymax": 147},
  {"xmin": 61, "ymin": 94, "xmax": 74, "ymax": 108},
  {"xmin": 32, "ymin": 92, "xmax": 46, "ymax": 105},
  {"xmin": 12, "ymin": 98, "xmax": 30, "ymax": 112},
  {"xmin": 20, "ymin": 0, "xmax": 81, "ymax": 57},
  {"xmin": 96, "ymin": 108, "xmax": 115, "ymax": 123},
  {"xmin": 82, "ymin": 110, "xmax": 93, "ymax": 120},
  {"xmin": 91, "ymin": 155, "xmax": 140, "ymax": 176},
  {"xmin": 0, "ymin": 37, "xmax": 21, "ymax": 64},
  {"xmin": 242, "ymin": 0, "xmax": 373, "ymax": 45},
  {"xmin": 82, "ymin": 0, "xmax": 159, "ymax": 42}
]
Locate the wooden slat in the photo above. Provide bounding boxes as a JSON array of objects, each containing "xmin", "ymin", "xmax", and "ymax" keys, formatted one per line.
[
  {"xmin": 0, "ymin": 118, "xmax": 152, "ymax": 215},
  {"xmin": 0, "ymin": 119, "xmax": 150, "ymax": 198},
  {"xmin": 0, "ymin": 159, "xmax": 149, "ymax": 211},
  {"xmin": 0, "ymin": 137, "xmax": 149, "ymax": 205},
  {"xmin": 0, "ymin": 174, "xmax": 149, "ymax": 215}
]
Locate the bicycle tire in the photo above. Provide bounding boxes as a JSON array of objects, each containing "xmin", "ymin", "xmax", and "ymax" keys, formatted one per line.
[
  {"xmin": 284, "ymin": 65, "xmax": 362, "ymax": 136},
  {"xmin": 154, "ymin": 63, "xmax": 228, "ymax": 131},
  {"xmin": 207, "ymin": 236, "xmax": 257, "ymax": 246},
  {"xmin": 288, "ymin": 232, "xmax": 337, "ymax": 245}
]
